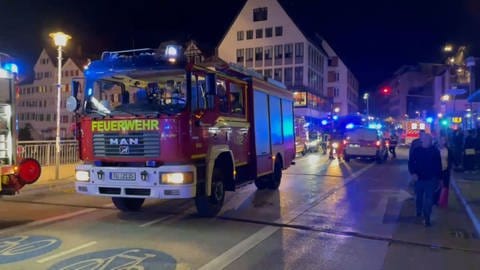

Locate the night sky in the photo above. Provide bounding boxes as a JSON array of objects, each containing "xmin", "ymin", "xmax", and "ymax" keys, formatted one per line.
[{"xmin": 1, "ymin": 0, "xmax": 479, "ymax": 89}]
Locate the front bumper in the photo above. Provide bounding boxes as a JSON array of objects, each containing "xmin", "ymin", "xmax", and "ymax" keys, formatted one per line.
[{"xmin": 75, "ymin": 164, "xmax": 196, "ymax": 199}]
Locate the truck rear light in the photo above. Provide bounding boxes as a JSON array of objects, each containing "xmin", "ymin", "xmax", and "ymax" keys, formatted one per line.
[
  {"xmin": 161, "ymin": 172, "xmax": 193, "ymax": 185},
  {"xmin": 17, "ymin": 158, "xmax": 41, "ymax": 185}
]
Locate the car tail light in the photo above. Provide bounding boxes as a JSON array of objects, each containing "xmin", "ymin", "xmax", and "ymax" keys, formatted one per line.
[
  {"xmin": 343, "ymin": 140, "xmax": 348, "ymax": 145},
  {"xmin": 376, "ymin": 140, "xmax": 381, "ymax": 147}
]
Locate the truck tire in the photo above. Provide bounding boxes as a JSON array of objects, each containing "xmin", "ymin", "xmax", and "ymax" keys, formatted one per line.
[
  {"xmin": 267, "ymin": 159, "xmax": 282, "ymax": 190},
  {"xmin": 254, "ymin": 178, "xmax": 268, "ymax": 190},
  {"xmin": 195, "ymin": 168, "xmax": 225, "ymax": 217},
  {"xmin": 112, "ymin": 197, "xmax": 145, "ymax": 212}
]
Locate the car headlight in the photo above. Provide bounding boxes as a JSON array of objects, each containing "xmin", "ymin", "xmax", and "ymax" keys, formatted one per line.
[
  {"xmin": 161, "ymin": 172, "xmax": 193, "ymax": 185},
  {"xmin": 76, "ymin": 170, "xmax": 90, "ymax": 182}
]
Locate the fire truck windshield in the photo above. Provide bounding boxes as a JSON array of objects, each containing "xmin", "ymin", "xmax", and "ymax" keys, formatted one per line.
[{"xmin": 85, "ymin": 71, "xmax": 188, "ymax": 116}]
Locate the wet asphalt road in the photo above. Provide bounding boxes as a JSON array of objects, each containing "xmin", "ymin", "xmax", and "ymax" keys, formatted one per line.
[{"xmin": 1, "ymin": 148, "xmax": 479, "ymax": 270}]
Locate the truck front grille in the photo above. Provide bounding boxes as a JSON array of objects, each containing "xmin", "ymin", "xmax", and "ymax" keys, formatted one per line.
[{"xmin": 93, "ymin": 132, "xmax": 160, "ymax": 157}]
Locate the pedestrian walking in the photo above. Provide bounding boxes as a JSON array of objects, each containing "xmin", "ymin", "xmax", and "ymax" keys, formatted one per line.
[
  {"xmin": 408, "ymin": 133, "xmax": 442, "ymax": 227},
  {"xmin": 408, "ymin": 130, "xmax": 426, "ymax": 191},
  {"xmin": 436, "ymin": 135, "xmax": 453, "ymax": 208},
  {"xmin": 453, "ymin": 129, "xmax": 464, "ymax": 169}
]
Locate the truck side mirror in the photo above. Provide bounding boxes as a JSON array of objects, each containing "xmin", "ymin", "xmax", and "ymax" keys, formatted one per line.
[
  {"xmin": 67, "ymin": 80, "xmax": 81, "ymax": 112},
  {"xmin": 205, "ymin": 73, "xmax": 216, "ymax": 109},
  {"xmin": 206, "ymin": 73, "xmax": 216, "ymax": 96}
]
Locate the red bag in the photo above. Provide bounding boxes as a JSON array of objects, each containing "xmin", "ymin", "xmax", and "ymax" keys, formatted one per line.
[{"xmin": 438, "ymin": 187, "xmax": 449, "ymax": 208}]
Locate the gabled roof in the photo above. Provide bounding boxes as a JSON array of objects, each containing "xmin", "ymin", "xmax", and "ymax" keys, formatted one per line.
[{"xmin": 216, "ymin": 0, "xmax": 328, "ymax": 57}]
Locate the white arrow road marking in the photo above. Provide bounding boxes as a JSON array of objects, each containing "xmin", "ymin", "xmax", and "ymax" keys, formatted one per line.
[{"xmin": 36, "ymin": 241, "xmax": 97, "ymax": 263}]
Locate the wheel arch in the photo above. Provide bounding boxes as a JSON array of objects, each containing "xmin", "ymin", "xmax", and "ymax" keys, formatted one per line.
[{"xmin": 205, "ymin": 145, "xmax": 235, "ymax": 196}]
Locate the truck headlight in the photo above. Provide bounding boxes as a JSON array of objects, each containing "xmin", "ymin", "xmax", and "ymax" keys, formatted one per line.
[
  {"xmin": 76, "ymin": 170, "xmax": 90, "ymax": 182},
  {"xmin": 161, "ymin": 172, "xmax": 193, "ymax": 185}
]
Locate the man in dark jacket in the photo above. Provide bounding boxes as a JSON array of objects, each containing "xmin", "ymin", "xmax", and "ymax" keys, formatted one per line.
[{"xmin": 408, "ymin": 133, "xmax": 442, "ymax": 227}]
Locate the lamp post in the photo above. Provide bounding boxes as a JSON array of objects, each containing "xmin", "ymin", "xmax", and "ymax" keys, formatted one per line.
[
  {"xmin": 363, "ymin": 93, "xmax": 369, "ymax": 123},
  {"xmin": 49, "ymin": 32, "xmax": 71, "ymax": 180}
]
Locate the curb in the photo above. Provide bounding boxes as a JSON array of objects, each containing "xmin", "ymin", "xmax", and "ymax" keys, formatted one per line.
[{"xmin": 451, "ymin": 174, "xmax": 480, "ymax": 236}]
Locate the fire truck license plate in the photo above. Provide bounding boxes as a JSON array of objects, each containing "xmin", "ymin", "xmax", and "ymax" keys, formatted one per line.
[{"xmin": 110, "ymin": 172, "xmax": 136, "ymax": 181}]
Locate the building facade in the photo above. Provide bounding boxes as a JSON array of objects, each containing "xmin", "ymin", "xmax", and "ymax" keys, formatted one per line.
[
  {"xmin": 17, "ymin": 49, "xmax": 86, "ymax": 140},
  {"xmin": 321, "ymin": 40, "xmax": 359, "ymax": 115},
  {"xmin": 217, "ymin": 0, "xmax": 331, "ymax": 123}
]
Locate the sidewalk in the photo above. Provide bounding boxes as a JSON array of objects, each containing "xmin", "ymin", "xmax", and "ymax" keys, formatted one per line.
[{"xmin": 451, "ymin": 170, "xmax": 480, "ymax": 235}]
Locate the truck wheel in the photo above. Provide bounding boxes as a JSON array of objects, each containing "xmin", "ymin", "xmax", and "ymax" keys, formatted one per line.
[
  {"xmin": 254, "ymin": 178, "xmax": 268, "ymax": 190},
  {"xmin": 195, "ymin": 168, "xmax": 225, "ymax": 217},
  {"xmin": 112, "ymin": 197, "xmax": 145, "ymax": 212},
  {"xmin": 267, "ymin": 159, "xmax": 282, "ymax": 190}
]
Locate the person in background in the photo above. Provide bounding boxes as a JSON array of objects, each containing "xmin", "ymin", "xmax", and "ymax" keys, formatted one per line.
[
  {"xmin": 408, "ymin": 130, "xmax": 426, "ymax": 175},
  {"xmin": 389, "ymin": 131, "xmax": 399, "ymax": 159},
  {"xmin": 435, "ymin": 135, "xmax": 453, "ymax": 207},
  {"xmin": 453, "ymin": 129, "xmax": 464, "ymax": 169},
  {"xmin": 408, "ymin": 133, "xmax": 442, "ymax": 227},
  {"xmin": 464, "ymin": 130, "xmax": 476, "ymax": 173}
]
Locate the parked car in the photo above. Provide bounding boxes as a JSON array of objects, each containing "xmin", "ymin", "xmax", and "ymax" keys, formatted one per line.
[
  {"xmin": 343, "ymin": 127, "xmax": 388, "ymax": 163},
  {"xmin": 305, "ymin": 131, "xmax": 321, "ymax": 153}
]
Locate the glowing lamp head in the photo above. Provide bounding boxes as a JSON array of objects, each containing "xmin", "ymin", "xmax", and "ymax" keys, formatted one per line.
[
  {"xmin": 3, "ymin": 63, "xmax": 18, "ymax": 74},
  {"xmin": 49, "ymin": 32, "xmax": 71, "ymax": 47},
  {"xmin": 321, "ymin": 120, "xmax": 328, "ymax": 126},
  {"xmin": 426, "ymin": 117, "xmax": 433, "ymax": 123}
]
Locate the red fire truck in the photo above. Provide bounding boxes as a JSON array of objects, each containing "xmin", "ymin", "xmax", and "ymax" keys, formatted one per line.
[
  {"xmin": 0, "ymin": 54, "xmax": 41, "ymax": 195},
  {"xmin": 402, "ymin": 119, "xmax": 431, "ymax": 145},
  {"xmin": 68, "ymin": 46, "xmax": 295, "ymax": 216}
]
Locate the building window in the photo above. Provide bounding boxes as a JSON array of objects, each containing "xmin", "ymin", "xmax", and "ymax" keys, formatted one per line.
[
  {"xmin": 284, "ymin": 44, "xmax": 293, "ymax": 65},
  {"xmin": 294, "ymin": 67, "xmax": 304, "ymax": 85},
  {"xmin": 264, "ymin": 46, "xmax": 272, "ymax": 66},
  {"xmin": 256, "ymin": 29, "xmax": 263, "ymax": 39},
  {"xmin": 274, "ymin": 68, "xmax": 282, "ymax": 82},
  {"xmin": 274, "ymin": 45, "xmax": 283, "ymax": 65},
  {"xmin": 236, "ymin": 49, "xmax": 245, "ymax": 63},
  {"xmin": 284, "ymin": 44, "xmax": 293, "ymax": 58},
  {"xmin": 246, "ymin": 48, "xmax": 254, "ymax": 62},
  {"xmin": 253, "ymin": 7, "xmax": 268, "ymax": 22},
  {"xmin": 237, "ymin": 31, "xmax": 244, "ymax": 41},
  {"xmin": 275, "ymin": 26, "xmax": 283, "ymax": 36},
  {"xmin": 255, "ymin": 47, "xmax": 263, "ymax": 67},
  {"xmin": 75, "ymin": 70, "xmax": 79, "ymax": 76},
  {"xmin": 246, "ymin": 30, "xmax": 253, "ymax": 40},
  {"xmin": 265, "ymin": 27, "xmax": 273, "ymax": 38},
  {"xmin": 264, "ymin": 69, "xmax": 273, "ymax": 78},
  {"xmin": 295, "ymin": 42, "xmax": 304, "ymax": 64},
  {"xmin": 284, "ymin": 67, "xmax": 293, "ymax": 86}
]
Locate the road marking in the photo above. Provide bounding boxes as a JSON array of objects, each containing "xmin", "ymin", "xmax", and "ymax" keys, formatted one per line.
[
  {"xmin": 36, "ymin": 241, "xmax": 97, "ymax": 263},
  {"xmin": 139, "ymin": 215, "xmax": 173, "ymax": 227},
  {"xmin": 200, "ymin": 163, "xmax": 375, "ymax": 270},
  {"xmin": 0, "ymin": 203, "xmax": 114, "ymax": 236}
]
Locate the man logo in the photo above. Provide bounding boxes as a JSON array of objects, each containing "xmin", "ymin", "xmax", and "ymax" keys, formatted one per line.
[
  {"xmin": 109, "ymin": 138, "xmax": 139, "ymax": 145},
  {"xmin": 119, "ymin": 145, "xmax": 130, "ymax": 154}
]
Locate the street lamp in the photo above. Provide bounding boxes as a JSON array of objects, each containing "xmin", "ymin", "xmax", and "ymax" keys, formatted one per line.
[
  {"xmin": 363, "ymin": 93, "xmax": 369, "ymax": 121},
  {"xmin": 49, "ymin": 31, "xmax": 71, "ymax": 180}
]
